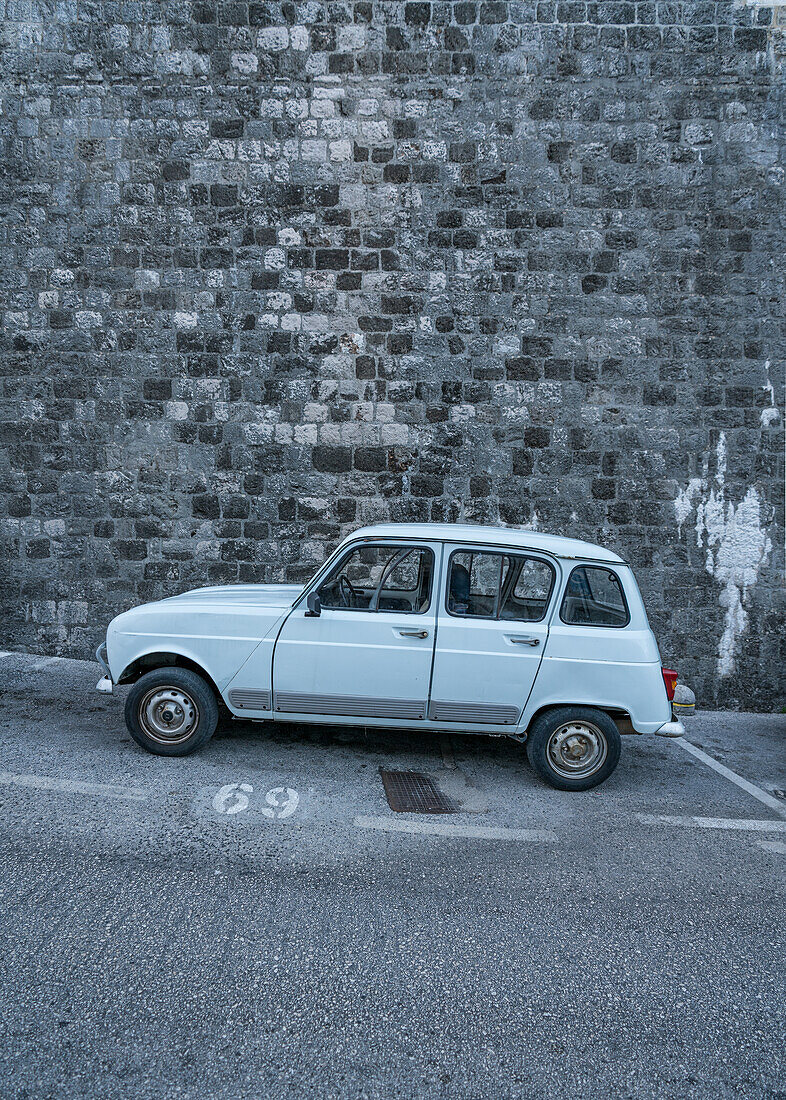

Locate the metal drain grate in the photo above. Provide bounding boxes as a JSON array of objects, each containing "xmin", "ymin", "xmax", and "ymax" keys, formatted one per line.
[{"xmin": 379, "ymin": 769, "xmax": 457, "ymax": 814}]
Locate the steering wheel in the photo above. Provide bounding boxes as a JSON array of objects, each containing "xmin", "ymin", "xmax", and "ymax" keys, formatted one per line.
[{"xmin": 338, "ymin": 574, "xmax": 358, "ymax": 608}]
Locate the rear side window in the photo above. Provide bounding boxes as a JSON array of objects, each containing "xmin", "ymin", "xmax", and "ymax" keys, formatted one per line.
[
  {"xmin": 560, "ymin": 565, "xmax": 629, "ymax": 628},
  {"xmin": 446, "ymin": 550, "xmax": 554, "ymax": 623}
]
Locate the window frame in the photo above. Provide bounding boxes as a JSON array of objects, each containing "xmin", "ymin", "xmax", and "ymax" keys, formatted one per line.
[
  {"xmin": 444, "ymin": 547, "xmax": 556, "ymax": 624},
  {"xmin": 558, "ymin": 564, "xmax": 630, "ymax": 629},
  {"xmin": 316, "ymin": 542, "xmax": 436, "ymax": 616}
]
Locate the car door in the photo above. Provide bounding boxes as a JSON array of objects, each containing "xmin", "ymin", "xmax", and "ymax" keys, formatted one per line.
[
  {"xmin": 428, "ymin": 544, "xmax": 556, "ymax": 727},
  {"xmin": 272, "ymin": 541, "xmax": 439, "ymax": 721}
]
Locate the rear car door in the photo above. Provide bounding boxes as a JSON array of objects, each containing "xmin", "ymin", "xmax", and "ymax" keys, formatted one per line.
[
  {"xmin": 428, "ymin": 544, "xmax": 556, "ymax": 727},
  {"xmin": 272, "ymin": 541, "xmax": 439, "ymax": 721}
]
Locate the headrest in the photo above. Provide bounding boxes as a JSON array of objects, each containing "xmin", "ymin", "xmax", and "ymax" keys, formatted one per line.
[{"xmin": 449, "ymin": 562, "xmax": 471, "ymax": 606}]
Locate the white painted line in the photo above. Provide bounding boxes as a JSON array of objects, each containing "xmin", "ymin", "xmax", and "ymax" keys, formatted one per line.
[
  {"xmin": 27, "ymin": 655, "xmax": 60, "ymax": 672},
  {"xmin": 0, "ymin": 771, "xmax": 147, "ymax": 802},
  {"xmin": 354, "ymin": 814, "xmax": 556, "ymax": 841},
  {"xmin": 638, "ymin": 813, "xmax": 786, "ymax": 832},
  {"xmin": 674, "ymin": 737, "xmax": 786, "ymax": 818},
  {"xmin": 757, "ymin": 840, "xmax": 786, "ymax": 855},
  {"xmin": 0, "ymin": 652, "xmax": 11, "ymax": 660}
]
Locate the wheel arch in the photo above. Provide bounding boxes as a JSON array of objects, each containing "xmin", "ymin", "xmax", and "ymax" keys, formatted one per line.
[
  {"xmin": 523, "ymin": 702, "xmax": 636, "ymax": 737},
  {"xmin": 117, "ymin": 651, "xmax": 222, "ymax": 701}
]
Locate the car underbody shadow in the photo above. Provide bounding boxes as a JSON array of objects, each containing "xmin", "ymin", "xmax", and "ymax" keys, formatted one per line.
[{"xmin": 213, "ymin": 710, "xmax": 528, "ymax": 772}]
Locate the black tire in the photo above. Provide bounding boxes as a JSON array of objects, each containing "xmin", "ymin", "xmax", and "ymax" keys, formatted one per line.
[
  {"xmin": 125, "ymin": 667, "xmax": 218, "ymax": 757},
  {"xmin": 525, "ymin": 707, "xmax": 621, "ymax": 791}
]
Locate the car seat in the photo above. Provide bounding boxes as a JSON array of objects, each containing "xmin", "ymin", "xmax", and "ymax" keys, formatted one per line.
[{"xmin": 448, "ymin": 562, "xmax": 471, "ymax": 615}]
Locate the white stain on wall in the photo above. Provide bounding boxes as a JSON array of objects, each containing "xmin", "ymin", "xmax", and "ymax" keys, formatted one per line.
[
  {"xmin": 674, "ymin": 478, "xmax": 703, "ymax": 535},
  {"xmin": 761, "ymin": 363, "xmax": 781, "ymax": 427},
  {"xmin": 674, "ymin": 433, "xmax": 772, "ymax": 678}
]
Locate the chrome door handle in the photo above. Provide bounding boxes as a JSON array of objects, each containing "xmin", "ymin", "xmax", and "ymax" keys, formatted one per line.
[
  {"xmin": 509, "ymin": 636, "xmax": 540, "ymax": 646},
  {"xmin": 398, "ymin": 629, "xmax": 429, "ymax": 639}
]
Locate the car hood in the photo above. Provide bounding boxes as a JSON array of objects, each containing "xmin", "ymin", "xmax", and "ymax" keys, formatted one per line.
[{"xmin": 163, "ymin": 583, "xmax": 303, "ymax": 608}]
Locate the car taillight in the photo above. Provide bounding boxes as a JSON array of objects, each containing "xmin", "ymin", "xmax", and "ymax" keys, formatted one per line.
[{"xmin": 662, "ymin": 668, "xmax": 678, "ymax": 702}]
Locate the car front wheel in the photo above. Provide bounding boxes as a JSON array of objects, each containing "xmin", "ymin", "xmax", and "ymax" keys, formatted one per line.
[
  {"xmin": 125, "ymin": 667, "xmax": 218, "ymax": 757},
  {"xmin": 525, "ymin": 707, "xmax": 621, "ymax": 791}
]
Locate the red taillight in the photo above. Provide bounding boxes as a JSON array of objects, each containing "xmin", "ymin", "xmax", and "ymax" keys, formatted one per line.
[{"xmin": 662, "ymin": 668, "xmax": 678, "ymax": 702}]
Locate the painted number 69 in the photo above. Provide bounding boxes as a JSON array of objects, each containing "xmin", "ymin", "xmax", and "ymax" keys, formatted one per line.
[
  {"xmin": 260, "ymin": 787, "xmax": 299, "ymax": 820},
  {"xmin": 212, "ymin": 782, "xmax": 253, "ymax": 815}
]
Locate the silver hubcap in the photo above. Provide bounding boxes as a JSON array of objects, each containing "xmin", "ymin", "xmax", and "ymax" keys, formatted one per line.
[
  {"xmin": 139, "ymin": 687, "xmax": 198, "ymax": 745},
  {"xmin": 547, "ymin": 721, "xmax": 607, "ymax": 779}
]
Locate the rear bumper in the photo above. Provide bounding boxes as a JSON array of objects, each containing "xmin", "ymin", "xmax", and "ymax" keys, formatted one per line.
[{"xmin": 654, "ymin": 718, "xmax": 685, "ymax": 738}]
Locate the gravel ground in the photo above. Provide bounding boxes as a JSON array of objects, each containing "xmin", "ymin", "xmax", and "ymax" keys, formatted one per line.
[{"xmin": 0, "ymin": 652, "xmax": 783, "ymax": 1100}]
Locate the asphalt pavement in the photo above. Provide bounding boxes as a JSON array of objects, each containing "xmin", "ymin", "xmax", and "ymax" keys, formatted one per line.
[{"xmin": 0, "ymin": 651, "xmax": 783, "ymax": 1100}]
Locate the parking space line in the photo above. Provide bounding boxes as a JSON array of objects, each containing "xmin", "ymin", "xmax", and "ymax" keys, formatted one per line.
[
  {"xmin": 0, "ymin": 771, "xmax": 147, "ymax": 802},
  {"xmin": 757, "ymin": 840, "xmax": 786, "ymax": 854},
  {"xmin": 26, "ymin": 656, "xmax": 61, "ymax": 672},
  {"xmin": 638, "ymin": 813, "xmax": 786, "ymax": 832},
  {"xmin": 674, "ymin": 737, "xmax": 786, "ymax": 818},
  {"xmin": 354, "ymin": 815, "xmax": 556, "ymax": 841},
  {"xmin": 0, "ymin": 653, "xmax": 64, "ymax": 671}
]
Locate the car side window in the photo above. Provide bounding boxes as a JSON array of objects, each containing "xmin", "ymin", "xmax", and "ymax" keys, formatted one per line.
[
  {"xmin": 317, "ymin": 544, "xmax": 433, "ymax": 614},
  {"xmin": 447, "ymin": 550, "xmax": 554, "ymax": 623},
  {"xmin": 560, "ymin": 565, "xmax": 629, "ymax": 627},
  {"xmin": 500, "ymin": 557, "xmax": 555, "ymax": 622}
]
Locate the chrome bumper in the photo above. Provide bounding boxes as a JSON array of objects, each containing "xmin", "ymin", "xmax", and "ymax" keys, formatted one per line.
[
  {"xmin": 654, "ymin": 718, "xmax": 685, "ymax": 738},
  {"xmin": 96, "ymin": 642, "xmax": 113, "ymax": 694}
]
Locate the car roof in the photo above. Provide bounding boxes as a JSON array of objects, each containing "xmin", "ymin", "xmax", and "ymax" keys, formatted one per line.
[{"xmin": 342, "ymin": 523, "xmax": 626, "ymax": 564}]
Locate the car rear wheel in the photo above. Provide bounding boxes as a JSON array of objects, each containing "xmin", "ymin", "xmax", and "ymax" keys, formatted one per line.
[
  {"xmin": 125, "ymin": 667, "xmax": 218, "ymax": 757},
  {"xmin": 525, "ymin": 707, "xmax": 621, "ymax": 791}
]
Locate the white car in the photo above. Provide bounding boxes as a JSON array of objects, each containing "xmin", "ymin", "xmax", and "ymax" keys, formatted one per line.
[{"xmin": 96, "ymin": 523, "xmax": 684, "ymax": 791}]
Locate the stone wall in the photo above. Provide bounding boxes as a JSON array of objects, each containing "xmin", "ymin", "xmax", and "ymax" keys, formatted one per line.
[{"xmin": 1, "ymin": 0, "xmax": 783, "ymax": 709}]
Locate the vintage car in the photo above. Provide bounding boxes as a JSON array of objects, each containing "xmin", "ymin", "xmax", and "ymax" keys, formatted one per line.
[{"xmin": 96, "ymin": 522, "xmax": 684, "ymax": 791}]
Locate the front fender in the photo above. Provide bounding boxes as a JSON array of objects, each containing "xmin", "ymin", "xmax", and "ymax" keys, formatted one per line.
[
  {"xmin": 108, "ymin": 635, "xmax": 260, "ymax": 692},
  {"xmin": 107, "ymin": 620, "xmax": 264, "ymax": 693},
  {"xmin": 104, "ymin": 598, "xmax": 291, "ymax": 690}
]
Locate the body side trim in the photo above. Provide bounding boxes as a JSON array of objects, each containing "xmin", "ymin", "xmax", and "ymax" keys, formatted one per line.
[
  {"xmin": 274, "ymin": 692, "xmax": 426, "ymax": 720},
  {"xmin": 429, "ymin": 700, "xmax": 519, "ymax": 725},
  {"xmin": 228, "ymin": 689, "xmax": 272, "ymax": 711}
]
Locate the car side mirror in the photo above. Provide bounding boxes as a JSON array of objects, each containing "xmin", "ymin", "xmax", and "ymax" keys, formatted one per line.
[{"xmin": 305, "ymin": 591, "xmax": 321, "ymax": 618}]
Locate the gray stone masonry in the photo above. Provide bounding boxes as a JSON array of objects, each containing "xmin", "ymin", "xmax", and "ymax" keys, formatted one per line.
[{"xmin": 0, "ymin": 1, "xmax": 784, "ymax": 709}]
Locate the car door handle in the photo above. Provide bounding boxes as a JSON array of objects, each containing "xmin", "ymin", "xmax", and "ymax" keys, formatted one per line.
[
  {"xmin": 509, "ymin": 636, "xmax": 540, "ymax": 646},
  {"xmin": 398, "ymin": 629, "xmax": 429, "ymax": 639}
]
